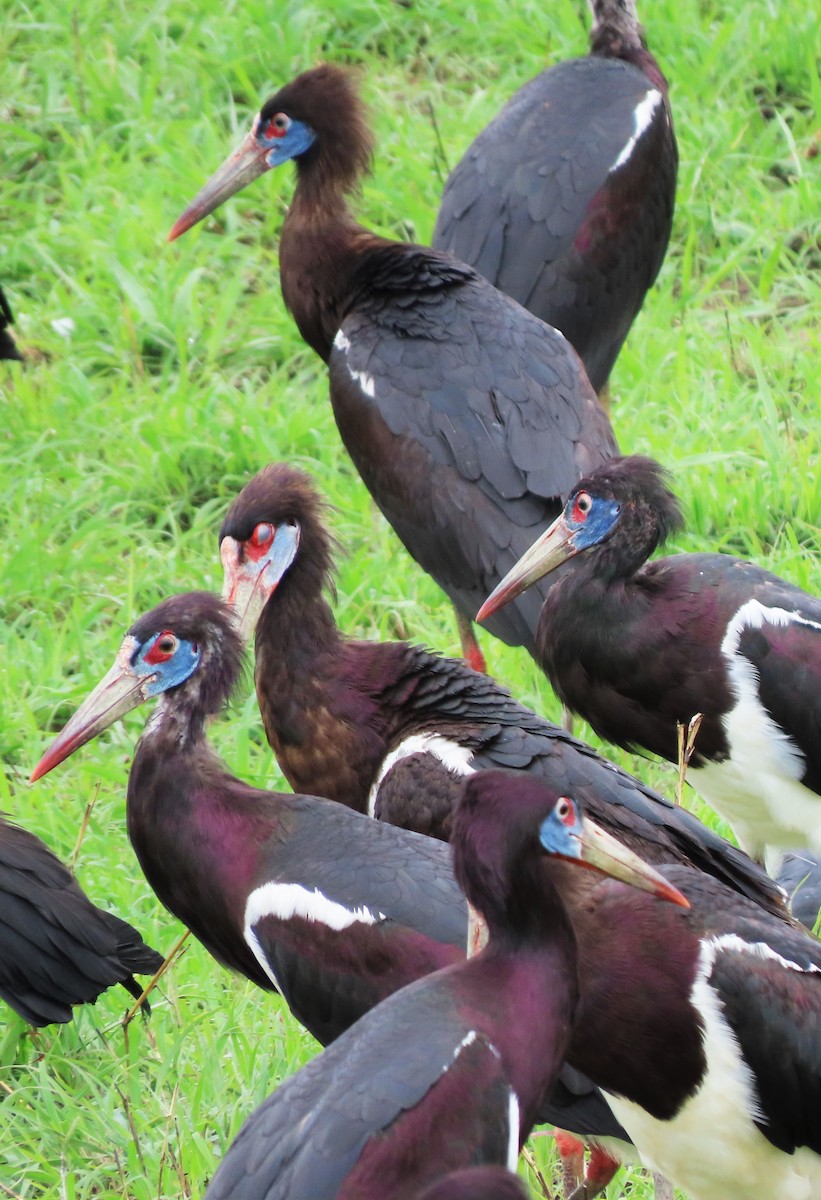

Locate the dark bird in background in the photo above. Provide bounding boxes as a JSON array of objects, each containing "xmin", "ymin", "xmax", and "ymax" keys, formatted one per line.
[
  {"xmin": 0, "ymin": 286, "xmax": 23, "ymax": 360},
  {"xmin": 0, "ymin": 816, "xmax": 162, "ymax": 1026},
  {"xmin": 478, "ymin": 454, "xmax": 821, "ymax": 868},
  {"xmin": 169, "ymin": 64, "xmax": 617, "ymax": 671},
  {"xmin": 202, "ymin": 772, "xmax": 686, "ymax": 1200},
  {"xmin": 432, "ymin": 0, "xmax": 677, "ymax": 395},
  {"xmin": 218, "ymin": 462, "xmax": 786, "ymax": 917},
  {"xmin": 30, "ymin": 593, "xmax": 470, "ymax": 1048}
]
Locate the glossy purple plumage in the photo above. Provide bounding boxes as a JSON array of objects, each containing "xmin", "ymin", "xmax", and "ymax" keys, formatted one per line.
[
  {"xmin": 179, "ymin": 64, "xmax": 617, "ymax": 657},
  {"xmin": 42, "ymin": 593, "xmax": 470, "ymax": 1046},
  {"xmin": 203, "ymin": 773, "xmax": 582, "ymax": 1200},
  {"xmin": 563, "ymin": 856, "xmax": 821, "ymax": 1195}
]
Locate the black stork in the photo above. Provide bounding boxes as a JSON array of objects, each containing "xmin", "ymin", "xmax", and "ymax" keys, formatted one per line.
[
  {"xmin": 218, "ymin": 462, "xmax": 786, "ymax": 916},
  {"xmin": 1, "ymin": 285, "xmax": 22, "ymax": 360},
  {"xmin": 432, "ymin": 0, "xmax": 676, "ymax": 396},
  {"xmin": 168, "ymin": 64, "xmax": 617, "ymax": 671},
  {"xmin": 0, "ymin": 816, "xmax": 162, "ymax": 1026},
  {"xmin": 30, "ymin": 593, "xmax": 472, "ymax": 1048},
  {"xmin": 202, "ymin": 771, "xmax": 686, "ymax": 1200},
  {"xmin": 477, "ymin": 454, "xmax": 821, "ymax": 868}
]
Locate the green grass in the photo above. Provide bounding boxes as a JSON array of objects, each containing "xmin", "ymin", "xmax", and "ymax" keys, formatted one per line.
[{"xmin": 1, "ymin": 0, "xmax": 819, "ymax": 1195}]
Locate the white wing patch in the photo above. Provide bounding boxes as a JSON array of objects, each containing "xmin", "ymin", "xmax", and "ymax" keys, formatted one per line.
[
  {"xmin": 440, "ymin": 1032, "xmax": 519, "ymax": 1169},
  {"xmin": 333, "ymin": 327, "xmax": 375, "ymax": 397},
  {"xmin": 245, "ymin": 881, "xmax": 385, "ymax": 943},
  {"xmin": 707, "ymin": 931, "xmax": 821, "ymax": 977},
  {"xmin": 243, "ymin": 883, "xmax": 387, "ymax": 992},
  {"xmin": 368, "ymin": 733, "xmax": 475, "ymax": 817},
  {"xmin": 451, "ymin": 1028, "xmax": 478, "ymax": 1062},
  {"xmin": 610, "ymin": 89, "xmax": 662, "ymax": 173}
]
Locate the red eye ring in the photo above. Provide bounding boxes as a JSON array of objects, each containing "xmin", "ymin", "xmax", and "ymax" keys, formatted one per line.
[
  {"xmin": 556, "ymin": 797, "xmax": 576, "ymax": 826},
  {"xmin": 571, "ymin": 491, "xmax": 592, "ymax": 523},
  {"xmin": 263, "ymin": 112, "xmax": 290, "ymax": 140},
  {"xmin": 251, "ymin": 522, "xmax": 274, "ymax": 549},
  {"xmin": 144, "ymin": 631, "xmax": 178, "ymax": 665}
]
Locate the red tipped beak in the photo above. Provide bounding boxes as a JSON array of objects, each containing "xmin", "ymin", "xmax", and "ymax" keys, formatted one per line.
[
  {"xmin": 168, "ymin": 125, "xmax": 269, "ymax": 243},
  {"xmin": 30, "ymin": 642, "xmax": 153, "ymax": 782}
]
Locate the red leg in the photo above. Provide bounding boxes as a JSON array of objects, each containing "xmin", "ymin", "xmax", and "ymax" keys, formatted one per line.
[
  {"xmin": 455, "ymin": 608, "xmax": 487, "ymax": 674},
  {"xmin": 585, "ymin": 1145, "xmax": 621, "ymax": 1194},
  {"xmin": 554, "ymin": 1130, "xmax": 585, "ymax": 1196}
]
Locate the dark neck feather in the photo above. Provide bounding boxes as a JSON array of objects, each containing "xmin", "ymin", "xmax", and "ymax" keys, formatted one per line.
[
  {"xmin": 538, "ymin": 549, "xmax": 660, "ymax": 678},
  {"xmin": 254, "ymin": 571, "xmax": 399, "ymax": 808},
  {"xmin": 454, "ymin": 793, "xmax": 577, "ymax": 952},
  {"xmin": 561, "ymin": 865, "xmax": 704, "ymax": 1118},
  {"xmin": 125, "ymin": 696, "xmax": 276, "ymax": 990},
  {"xmin": 588, "ymin": 0, "xmax": 668, "ymax": 93},
  {"xmin": 277, "ymin": 115, "xmax": 385, "ymax": 362}
]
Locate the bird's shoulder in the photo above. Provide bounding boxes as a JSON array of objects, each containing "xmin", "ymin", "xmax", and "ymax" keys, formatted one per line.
[
  {"xmin": 205, "ymin": 979, "xmax": 493, "ymax": 1200},
  {"xmin": 254, "ymin": 793, "xmax": 464, "ymax": 942}
]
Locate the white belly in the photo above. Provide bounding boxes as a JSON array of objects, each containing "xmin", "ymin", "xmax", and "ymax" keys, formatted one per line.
[
  {"xmin": 692, "ymin": 599, "xmax": 821, "ymax": 862},
  {"xmin": 694, "ymin": 756, "xmax": 821, "ymax": 865},
  {"xmin": 605, "ymin": 936, "xmax": 821, "ymax": 1200},
  {"xmin": 608, "ymin": 1090, "xmax": 821, "ymax": 1200}
]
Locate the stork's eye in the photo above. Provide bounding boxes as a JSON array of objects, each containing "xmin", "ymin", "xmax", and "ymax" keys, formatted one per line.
[
  {"xmin": 251, "ymin": 522, "xmax": 274, "ymax": 549},
  {"xmin": 571, "ymin": 491, "xmax": 592, "ymax": 522},
  {"xmin": 555, "ymin": 797, "xmax": 576, "ymax": 826},
  {"xmin": 263, "ymin": 113, "xmax": 291, "ymax": 140},
  {"xmin": 145, "ymin": 631, "xmax": 179, "ymax": 665}
]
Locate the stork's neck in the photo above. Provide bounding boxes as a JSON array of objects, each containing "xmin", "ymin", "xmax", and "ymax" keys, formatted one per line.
[
  {"xmin": 539, "ymin": 555, "xmax": 657, "ymax": 682},
  {"xmin": 452, "ymin": 876, "xmax": 579, "ymax": 1129},
  {"xmin": 561, "ymin": 867, "xmax": 703, "ymax": 1118},
  {"xmin": 254, "ymin": 579, "xmax": 397, "ymax": 810},
  {"xmin": 279, "ymin": 177, "xmax": 384, "ymax": 361},
  {"xmin": 588, "ymin": 0, "xmax": 668, "ymax": 92},
  {"xmin": 125, "ymin": 705, "xmax": 277, "ymax": 986}
]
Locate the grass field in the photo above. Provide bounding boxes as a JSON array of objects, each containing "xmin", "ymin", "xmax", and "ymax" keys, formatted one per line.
[{"xmin": 1, "ymin": 0, "xmax": 819, "ymax": 1195}]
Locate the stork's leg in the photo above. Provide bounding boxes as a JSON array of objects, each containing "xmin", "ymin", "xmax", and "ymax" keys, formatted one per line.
[
  {"xmin": 455, "ymin": 609, "xmax": 487, "ymax": 674},
  {"xmin": 554, "ymin": 1131, "xmax": 585, "ymax": 1197},
  {"xmin": 652, "ymin": 1171, "xmax": 675, "ymax": 1200},
  {"xmin": 561, "ymin": 704, "xmax": 575, "ymax": 734},
  {"xmin": 564, "ymin": 1141, "xmax": 621, "ymax": 1200},
  {"xmin": 584, "ymin": 1145, "xmax": 621, "ymax": 1195}
]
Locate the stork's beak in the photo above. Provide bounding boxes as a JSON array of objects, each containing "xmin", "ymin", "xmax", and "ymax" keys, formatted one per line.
[
  {"xmin": 168, "ymin": 123, "xmax": 268, "ymax": 242},
  {"xmin": 476, "ymin": 513, "xmax": 577, "ymax": 624},
  {"xmin": 30, "ymin": 639, "xmax": 154, "ymax": 782},
  {"xmin": 220, "ymin": 524, "xmax": 300, "ymax": 644},
  {"xmin": 559, "ymin": 817, "xmax": 690, "ymax": 908}
]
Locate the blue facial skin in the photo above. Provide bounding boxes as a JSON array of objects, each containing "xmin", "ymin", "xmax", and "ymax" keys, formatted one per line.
[
  {"xmin": 134, "ymin": 635, "xmax": 202, "ymax": 696},
  {"xmin": 258, "ymin": 117, "xmax": 317, "ymax": 168},
  {"xmin": 539, "ymin": 804, "xmax": 583, "ymax": 862},
  {"xmin": 568, "ymin": 497, "xmax": 621, "ymax": 551}
]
